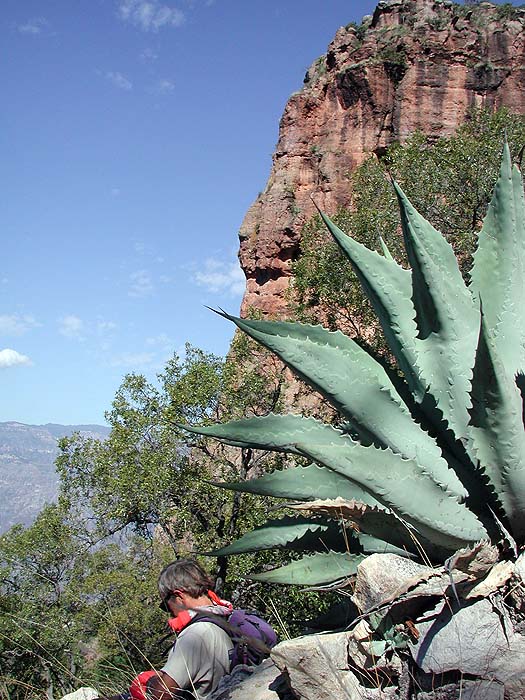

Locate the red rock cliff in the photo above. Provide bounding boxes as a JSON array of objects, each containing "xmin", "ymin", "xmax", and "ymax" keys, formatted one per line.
[{"xmin": 238, "ymin": 0, "xmax": 525, "ymax": 317}]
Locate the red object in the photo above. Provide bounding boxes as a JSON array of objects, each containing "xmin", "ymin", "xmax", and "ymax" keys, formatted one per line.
[
  {"xmin": 167, "ymin": 609, "xmax": 192, "ymax": 633},
  {"xmin": 166, "ymin": 590, "xmax": 232, "ymax": 633},
  {"xmin": 129, "ymin": 670, "xmax": 157, "ymax": 700}
]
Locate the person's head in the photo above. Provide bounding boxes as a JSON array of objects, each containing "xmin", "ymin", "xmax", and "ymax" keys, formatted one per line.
[{"xmin": 158, "ymin": 559, "xmax": 214, "ymax": 613}]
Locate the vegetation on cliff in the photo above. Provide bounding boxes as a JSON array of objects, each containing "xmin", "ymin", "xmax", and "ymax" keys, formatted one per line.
[{"xmin": 292, "ymin": 108, "xmax": 525, "ymax": 353}]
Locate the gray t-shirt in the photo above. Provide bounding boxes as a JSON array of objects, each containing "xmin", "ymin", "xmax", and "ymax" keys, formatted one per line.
[{"xmin": 161, "ymin": 621, "xmax": 234, "ymax": 699}]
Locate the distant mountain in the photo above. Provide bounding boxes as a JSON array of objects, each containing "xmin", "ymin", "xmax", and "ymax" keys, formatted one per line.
[{"xmin": 0, "ymin": 421, "xmax": 110, "ymax": 533}]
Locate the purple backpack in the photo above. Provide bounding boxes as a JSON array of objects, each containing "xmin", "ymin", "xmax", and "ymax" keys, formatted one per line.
[{"xmin": 190, "ymin": 609, "xmax": 278, "ymax": 669}]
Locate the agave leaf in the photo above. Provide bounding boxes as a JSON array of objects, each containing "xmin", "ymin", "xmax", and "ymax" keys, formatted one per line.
[
  {"xmin": 469, "ymin": 315, "xmax": 525, "ymax": 540},
  {"xmin": 300, "ymin": 439, "xmax": 486, "ymax": 549},
  {"xmin": 250, "ymin": 552, "xmax": 365, "ymax": 585},
  {"xmin": 318, "ymin": 211, "xmax": 423, "ymax": 399},
  {"xmin": 217, "ymin": 312, "xmax": 466, "ymax": 499},
  {"xmin": 206, "ymin": 513, "xmax": 412, "ymax": 559},
  {"xmin": 204, "ymin": 516, "xmax": 346, "ymax": 556},
  {"xmin": 213, "ymin": 463, "xmax": 383, "ymax": 509},
  {"xmin": 393, "ymin": 181, "xmax": 476, "ymax": 341},
  {"xmin": 471, "ymin": 144, "xmax": 525, "ymax": 377},
  {"xmin": 379, "ymin": 236, "xmax": 395, "ymax": 261},
  {"xmin": 358, "ymin": 533, "xmax": 414, "ymax": 558},
  {"xmin": 290, "ymin": 498, "xmax": 447, "ymax": 561},
  {"xmin": 393, "ymin": 182, "xmax": 479, "ymax": 441},
  {"xmin": 319, "ymin": 211, "xmax": 467, "ymax": 445},
  {"xmin": 321, "ymin": 204, "xmax": 492, "ymax": 517},
  {"xmin": 182, "ymin": 413, "xmax": 487, "ymax": 549}
]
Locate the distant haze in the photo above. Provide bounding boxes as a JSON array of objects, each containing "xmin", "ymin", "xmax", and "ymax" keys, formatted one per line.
[{"xmin": 0, "ymin": 421, "xmax": 110, "ymax": 533}]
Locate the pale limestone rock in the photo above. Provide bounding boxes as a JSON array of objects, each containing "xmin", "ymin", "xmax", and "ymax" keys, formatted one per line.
[
  {"xmin": 352, "ymin": 553, "xmax": 434, "ymax": 612},
  {"xmin": 272, "ymin": 632, "xmax": 399, "ymax": 700},
  {"xmin": 59, "ymin": 689, "xmax": 98, "ymax": 700},
  {"xmin": 410, "ymin": 597, "xmax": 525, "ymax": 682},
  {"xmin": 210, "ymin": 660, "xmax": 281, "ymax": 700}
]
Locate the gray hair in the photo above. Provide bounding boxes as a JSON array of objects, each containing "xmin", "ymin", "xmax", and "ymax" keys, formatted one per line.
[{"xmin": 158, "ymin": 559, "xmax": 214, "ymax": 599}]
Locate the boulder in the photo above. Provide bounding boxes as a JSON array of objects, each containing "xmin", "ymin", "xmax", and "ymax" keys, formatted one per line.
[
  {"xmin": 210, "ymin": 660, "xmax": 282, "ymax": 700},
  {"xmin": 271, "ymin": 630, "xmax": 398, "ymax": 700},
  {"xmin": 352, "ymin": 553, "xmax": 435, "ymax": 613},
  {"xmin": 59, "ymin": 689, "xmax": 98, "ymax": 700},
  {"xmin": 410, "ymin": 597, "xmax": 525, "ymax": 684}
]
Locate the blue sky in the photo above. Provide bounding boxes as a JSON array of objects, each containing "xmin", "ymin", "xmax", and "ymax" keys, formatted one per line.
[{"xmin": 2, "ymin": 1, "xmax": 516, "ymax": 426}]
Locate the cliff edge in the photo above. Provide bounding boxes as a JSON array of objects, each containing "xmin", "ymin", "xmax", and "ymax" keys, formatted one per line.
[{"xmin": 238, "ymin": 0, "xmax": 525, "ymax": 316}]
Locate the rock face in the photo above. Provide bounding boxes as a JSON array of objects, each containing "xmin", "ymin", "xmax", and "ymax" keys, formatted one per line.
[{"xmin": 238, "ymin": 0, "xmax": 525, "ymax": 317}]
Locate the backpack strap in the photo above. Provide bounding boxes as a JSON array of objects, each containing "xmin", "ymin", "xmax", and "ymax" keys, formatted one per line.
[{"xmin": 188, "ymin": 610, "xmax": 273, "ymax": 659}]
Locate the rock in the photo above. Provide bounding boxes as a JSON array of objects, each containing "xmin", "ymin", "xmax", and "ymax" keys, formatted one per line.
[
  {"xmin": 410, "ymin": 597, "xmax": 525, "ymax": 682},
  {"xmin": 59, "ymin": 689, "xmax": 98, "ymax": 700},
  {"xmin": 416, "ymin": 680, "xmax": 504, "ymax": 699},
  {"xmin": 352, "ymin": 553, "xmax": 434, "ymax": 613},
  {"xmin": 271, "ymin": 630, "xmax": 400, "ymax": 700},
  {"xmin": 271, "ymin": 632, "xmax": 356, "ymax": 700},
  {"xmin": 271, "ymin": 632, "xmax": 374, "ymax": 700},
  {"xmin": 210, "ymin": 660, "xmax": 282, "ymax": 700},
  {"xmin": 268, "ymin": 551, "xmax": 525, "ymax": 699},
  {"xmin": 504, "ymin": 677, "xmax": 525, "ymax": 700},
  {"xmin": 237, "ymin": 0, "xmax": 525, "ymax": 319}
]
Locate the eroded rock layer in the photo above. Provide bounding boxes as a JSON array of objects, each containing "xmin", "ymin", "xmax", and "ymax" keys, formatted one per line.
[{"xmin": 238, "ymin": 0, "xmax": 525, "ymax": 316}]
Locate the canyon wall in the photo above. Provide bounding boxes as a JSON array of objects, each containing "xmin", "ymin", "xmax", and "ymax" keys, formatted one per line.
[{"xmin": 238, "ymin": 0, "xmax": 525, "ymax": 317}]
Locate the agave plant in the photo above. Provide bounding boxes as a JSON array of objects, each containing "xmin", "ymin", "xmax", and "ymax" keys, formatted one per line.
[{"xmin": 181, "ymin": 145, "xmax": 525, "ymax": 587}]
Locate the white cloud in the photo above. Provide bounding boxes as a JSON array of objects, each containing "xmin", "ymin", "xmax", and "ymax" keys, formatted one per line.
[
  {"xmin": 0, "ymin": 314, "xmax": 39, "ymax": 336},
  {"xmin": 155, "ymin": 79, "xmax": 175, "ymax": 94},
  {"xmin": 194, "ymin": 258, "xmax": 245, "ymax": 296},
  {"xmin": 97, "ymin": 320, "xmax": 117, "ymax": 334},
  {"xmin": 0, "ymin": 348, "xmax": 32, "ymax": 368},
  {"xmin": 59, "ymin": 315, "xmax": 85, "ymax": 340},
  {"xmin": 129, "ymin": 270, "xmax": 154, "ymax": 297},
  {"xmin": 110, "ymin": 351, "xmax": 156, "ymax": 368},
  {"xmin": 118, "ymin": 0, "xmax": 185, "ymax": 32},
  {"xmin": 146, "ymin": 332, "xmax": 174, "ymax": 355},
  {"xmin": 106, "ymin": 71, "xmax": 133, "ymax": 91},
  {"xmin": 140, "ymin": 47, "xmax": 158, "ymax": 62},
  {"xmin": 17, "ymin": 18, "xmax": 48, "ymax": 35}
]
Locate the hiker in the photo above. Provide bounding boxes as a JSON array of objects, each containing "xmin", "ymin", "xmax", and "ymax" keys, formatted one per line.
[
  {"xmin": 94, "ymin": 558, "xmax": 276, "ymax": 700},
  {"xmin": 148, "ymin": 559, "xmax": 235, "ymax": 699}
]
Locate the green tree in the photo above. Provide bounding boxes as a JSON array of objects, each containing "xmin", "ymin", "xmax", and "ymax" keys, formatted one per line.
[
  {"xmin": 291, "ymin": 108, "xmax": 525, "ymax": 350},
  {"xmin": 56, "ymin": 341, "xmax": 285, "ymax": 551},
  {"xmin": 55, "ymin": 340, "xmax": 292, "ymax": 591},
  {"xmin": 54, "ymin": 337, "xmax": 332, "ymax": 642},
  {"xmin": 0, "ymin": 502, "xmax": 88, "ymax": 698},
  {"xmin": 0, "ymin": 501, "xmax": 173, "ymax": 699},
  {"xmin": 68, "ymin": 538, "xmax": 172, "ymax": 696}
]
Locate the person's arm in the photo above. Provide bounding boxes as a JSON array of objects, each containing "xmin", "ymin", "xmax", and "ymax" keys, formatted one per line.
[
  {"xmin": 146, "ymin": 671, "xmax": 193, "ymax": 700},
  {"xmin": 94, "ymin": 671, "xmax": 188, "ymax": 700}
]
